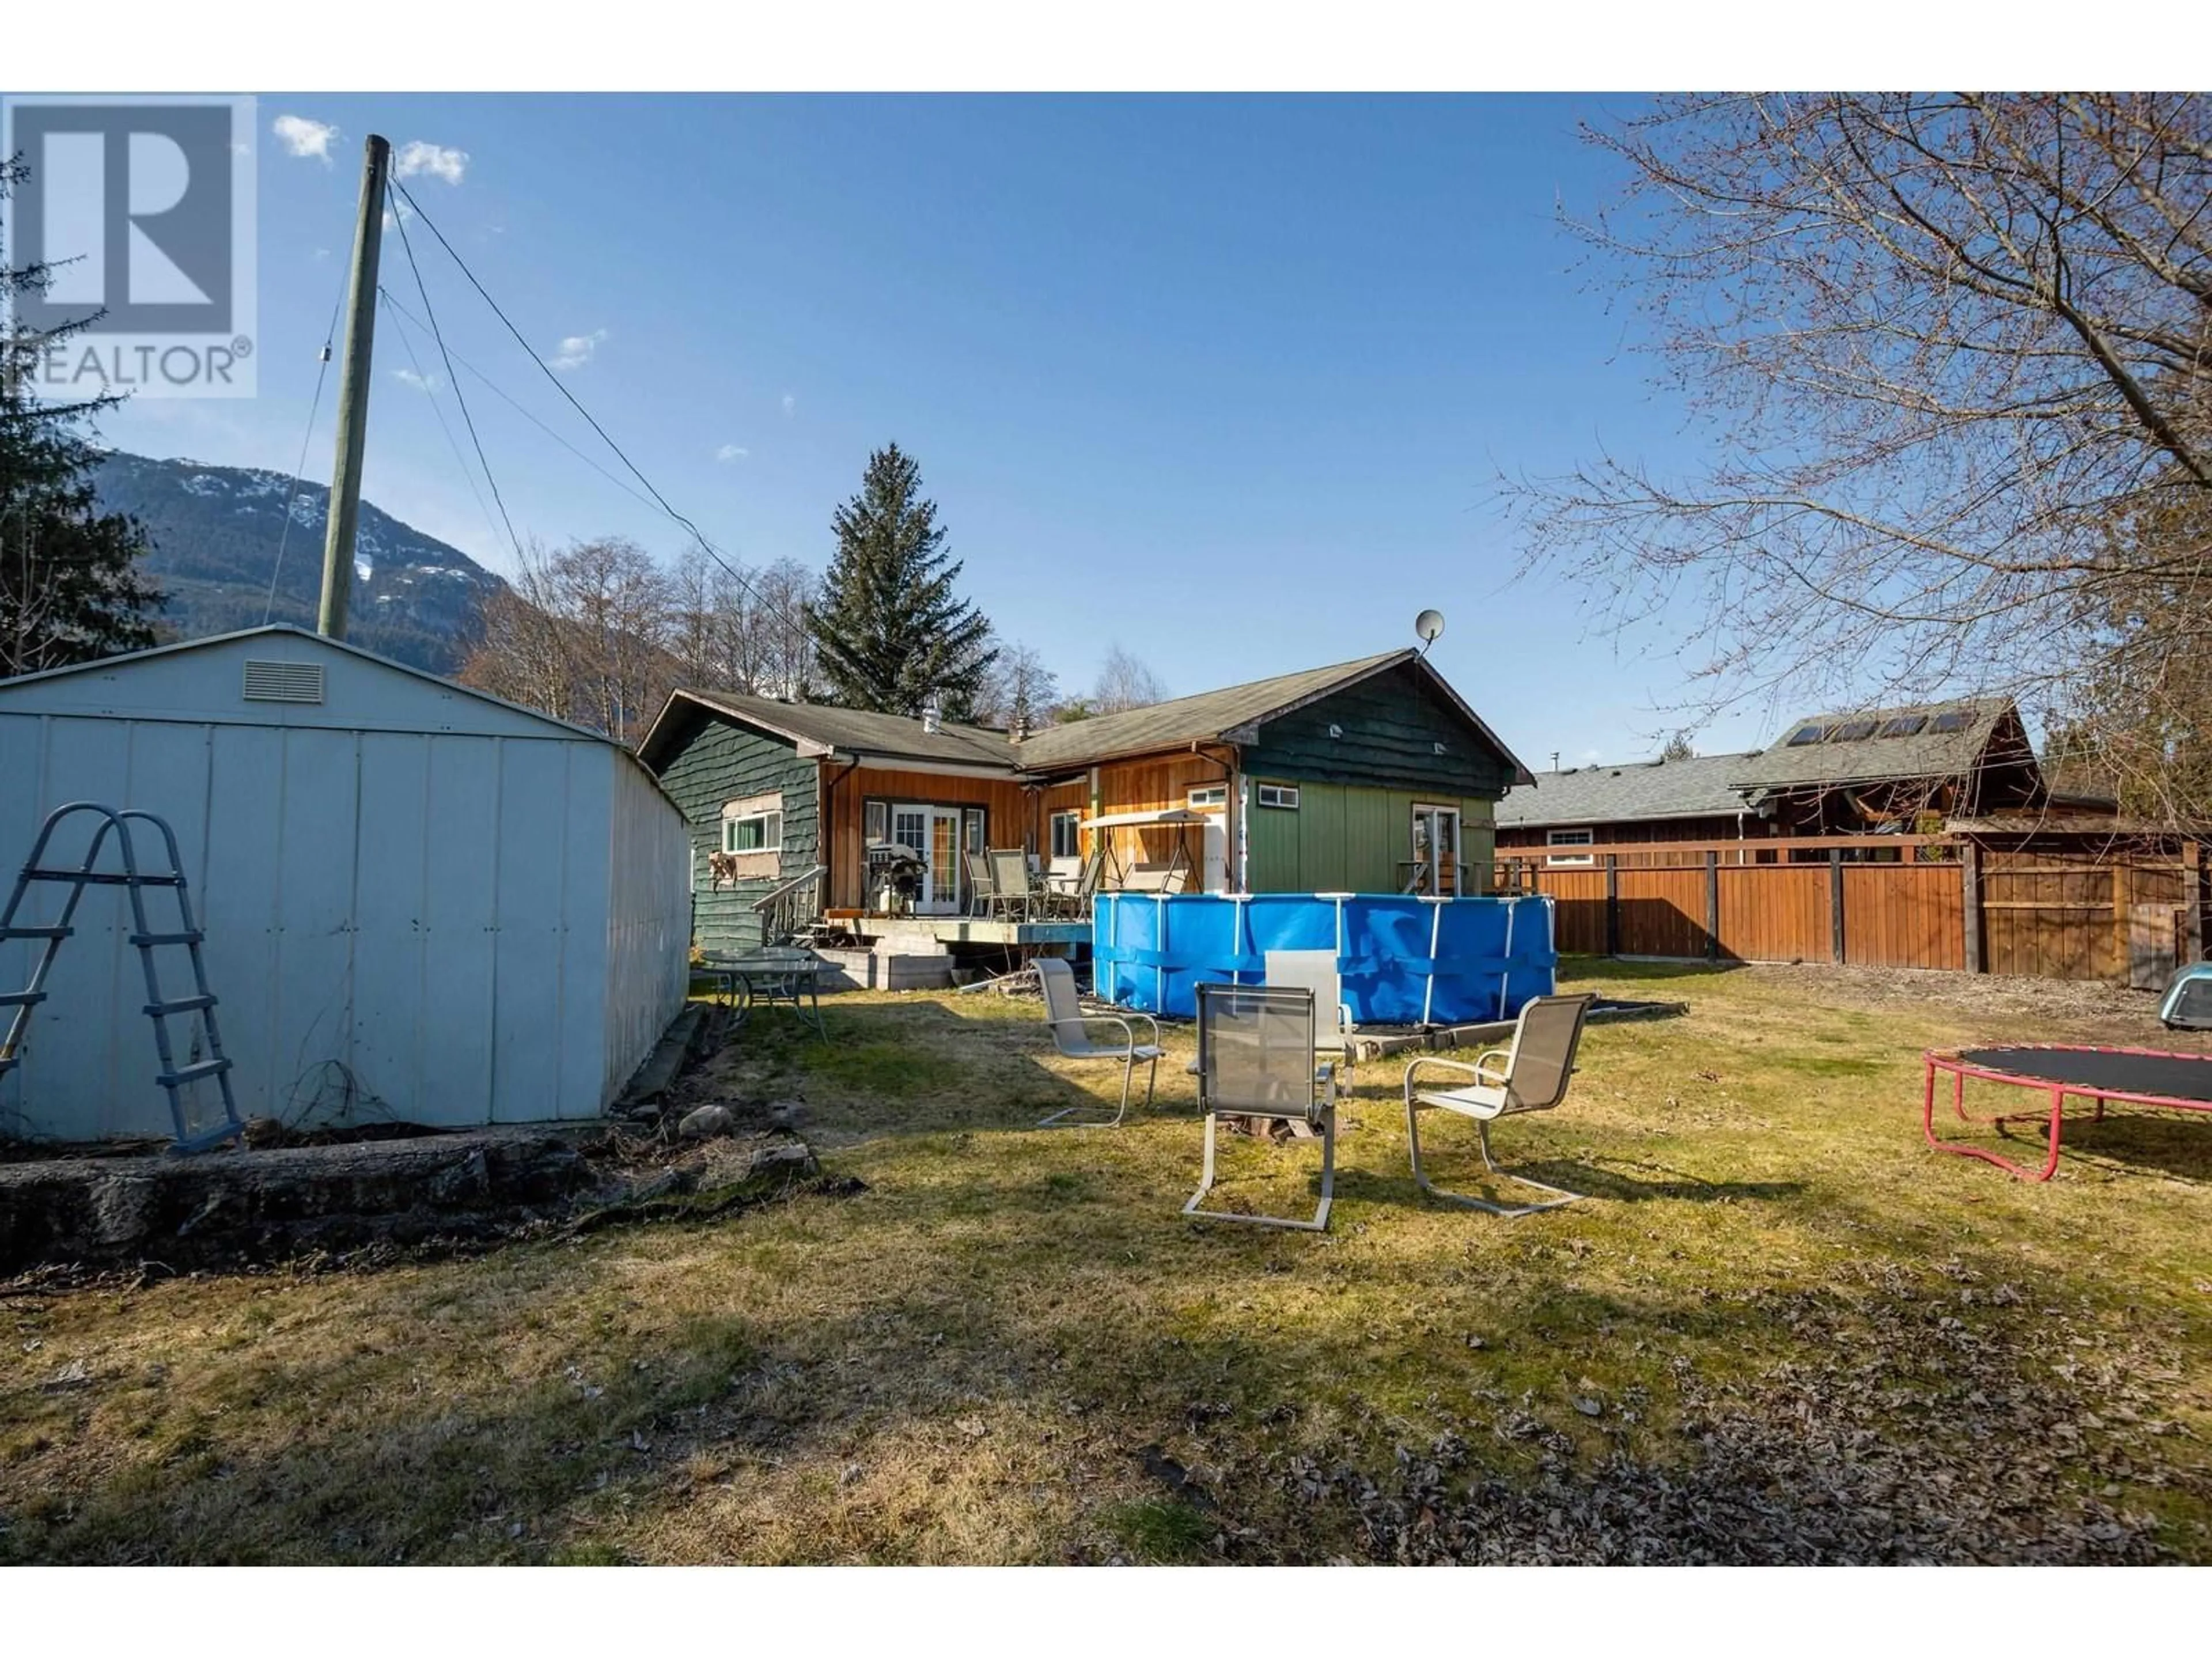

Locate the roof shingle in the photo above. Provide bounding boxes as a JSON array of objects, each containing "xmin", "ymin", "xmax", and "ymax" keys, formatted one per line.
[{"xmin": 1495, "ymin": 751, "xmax": 1764, "ymax": 829}]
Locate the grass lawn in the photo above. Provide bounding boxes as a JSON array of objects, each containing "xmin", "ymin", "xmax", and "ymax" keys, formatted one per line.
[{"xmin": 4, "ymin": 960, "xmax": 2210, "ymax": 1564}]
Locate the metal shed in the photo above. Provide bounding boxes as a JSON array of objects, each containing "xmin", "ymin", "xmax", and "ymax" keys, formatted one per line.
[{"xmin": 0, "ymin": 626, "xmax": 691, "ymax": 1141}]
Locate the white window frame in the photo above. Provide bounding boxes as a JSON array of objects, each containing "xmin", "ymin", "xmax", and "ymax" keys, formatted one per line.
[
  {"xmin": 1050, "ymin": 809, "xmax": 1083, "ymax": 861},
  {"xmin": 1546, "ymin": 827, "xmax": 1595, "ymax": 866},
  {"xmin": 1187, "ymin": 785, "xmax": 1227, "ymax": 809},
  {"xmin": 1256, "ymin": 783, "xmax": 1300, "ymax": 810},
  {"xmin": 723, "ymin": 809, "xmax": 783, "ymax": 855}
]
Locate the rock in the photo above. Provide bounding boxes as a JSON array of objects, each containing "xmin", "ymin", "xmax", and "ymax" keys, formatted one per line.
[
  {"xmin": 678, "ymin": 1105, "xmax": 736, "ymax": 1141},
  {"xmin": 766, "ymin": 1099, "xmax": 807, "ymax": 1130},
  {"xmin": 242, "ymin": 1116, "xmax": 289, "ymax": 1149}
]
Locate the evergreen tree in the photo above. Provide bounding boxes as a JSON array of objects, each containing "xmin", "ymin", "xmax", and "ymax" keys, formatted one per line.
[
  {"xmin": 1, "ymin": 154, "xmax": 162, "ymax": 676},
  {"xmin": 805, "ymin": 444, "xmax": 995, "ymax": 716}
]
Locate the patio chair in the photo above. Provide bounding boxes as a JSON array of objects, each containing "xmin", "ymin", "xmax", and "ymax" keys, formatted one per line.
[
  {"xmin": 1265, "ymin": 950, "xmax": 1355, "ymax": 1088},
  {"xmin": 1184, "ymin": 983, "xmax": 1336, "ymax": 1232},
  {"xmin": 1401, "ymin": 993, "xmax": 1596, "ymax": 1216},
  {"xmin": 1067, "ymin": 845, "xmax": 1107, "ymax": 918},
  {"xmin": 966, "ymin": 851, "xmax": 998, "ymax": 918},
  {"xmin": 1035, "ymin": 956, "xmax": 1162, "ymax": 1128},
  {"xmin": 988, "ymin": 849, "xmax": 1032, "ymax": 922}
]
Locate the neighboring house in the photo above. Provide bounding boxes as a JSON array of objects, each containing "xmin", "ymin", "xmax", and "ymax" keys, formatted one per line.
[
  {"xmin": 0, "ymin": 626, "xmax": 691, "ymax": 1140},
  {"xmin": 637, "ymin": 647, "xmax": 1533, "ymax": 949},
  {"xmin": 1499, "ymin": 696, "xmax": 2060, "ymax": 863},
  {"xmin": 1496, "ymin": 751, "xmax": 1768, "ymax": 862}
]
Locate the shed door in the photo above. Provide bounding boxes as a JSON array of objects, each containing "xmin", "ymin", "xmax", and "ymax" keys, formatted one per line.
[{"xmin": 2130, "ymin": 903, "xmax": 2180, "ymax": 991}]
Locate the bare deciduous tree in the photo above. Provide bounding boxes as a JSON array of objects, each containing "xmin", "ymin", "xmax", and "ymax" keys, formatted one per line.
[
  {"xmin": 1506, "ymin": 93, "xmax": 2212, "ymax": 819},
  {"xmin": 971, "ymin": 631, "xmax": 1061, "ymax": 731},
  {"xmin": 1093, "ymin": 642, "xmax": 1166, "ymax": 714}
]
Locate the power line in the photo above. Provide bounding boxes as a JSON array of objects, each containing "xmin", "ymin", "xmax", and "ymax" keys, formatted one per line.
[
  {"xmin": 387, "ymin": 177, "xmax": 813, "ymax": 643},
  {"xmin": 374, "ymin": 285, "xmax": 669, "ymax": 517},
  {"xmin": 385, "ymin": 192, "xmax": 524, "ymax": 563},
  {"xmin": 261, "ymin": 278, "xmax": 346, "ymax": 624},
  {"xmin": 377, "ymin": 289, "xmax": 507, "ymax": 556}
]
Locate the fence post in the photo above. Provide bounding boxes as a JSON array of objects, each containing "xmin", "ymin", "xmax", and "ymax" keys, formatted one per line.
[
  {"xmin": 1828, "ymin": 847, "xmax": 1846, "ymax": 964},
  {"xmin": 2112, "ymin": 857, "xmax": 2133, "ymax": 986},
  {"xmin": 1705, "ymin": 848, "xmax": 1720, "ymax": 961},
  {"xmin": 2188, "ymin": 840, "xmax": 2205, "ymax": 966},
  {"xmin": 1605, "ymin": 854, "xmax": 1620, "ymax": 959},
  {"xmin": 1962, "ymin": 840, "xmax": 1983, "ymax": 974}
]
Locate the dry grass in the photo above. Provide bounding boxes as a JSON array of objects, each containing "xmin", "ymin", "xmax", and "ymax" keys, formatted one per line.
[{"xmin": 4, "ymin": 961, "xmax": 2211, "ymax": 1563}]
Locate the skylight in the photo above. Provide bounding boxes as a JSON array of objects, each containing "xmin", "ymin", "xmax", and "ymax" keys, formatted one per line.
[
  {"xmin": 1831, "ymin": 718, "xmax": 1878, "ymax": 741},
  {"xmin": 1879, "ymin": 715, "xmax": 1928, "ymax": 738},
  {"xmin": 1929, "ymin": 711, "xmax": 1971, "ymax": 734},
  {"xmin": 1785, "ymin": 724, "xmax": 1827, "ymax": 747}
]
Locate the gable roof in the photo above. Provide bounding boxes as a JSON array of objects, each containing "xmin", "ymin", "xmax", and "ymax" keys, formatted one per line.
[
  {"xmin": 1010, "ymin": 649, "xmax": 1533, "ymax": 782},
  {"xmin": 1495, "ymin": 751, "xmax": 1764, "ymax": 829},
  {"xmin": 641, "ymin": 687, "xmax": 1018, "ymax": 771},
  {"xmin": 1728, "ymin": 696, "xmax": 2027, "ymax": 794}
]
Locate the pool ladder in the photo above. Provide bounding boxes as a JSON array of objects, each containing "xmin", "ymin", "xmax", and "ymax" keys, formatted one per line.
[{"xmin": 0, "ymin": 802, "xmax": 244, "ymax": 1152}]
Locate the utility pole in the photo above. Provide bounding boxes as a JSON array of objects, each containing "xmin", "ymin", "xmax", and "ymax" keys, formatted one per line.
[{"xmin": 316, "ymin": 134, "xmax": 391, "ymax": 640}]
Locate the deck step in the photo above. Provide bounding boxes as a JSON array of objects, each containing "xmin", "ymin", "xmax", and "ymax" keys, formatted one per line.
[
  {"xmin": 23, "ymin": 868, "xmax": 181, "ymax": 887},
  {"xmin": 131, "ymin": 931, "xmax": 204, "ymax": 948},
  {"xmin": 0, "ymin": 990, "xmax": 48, "ymax": 1009},
  {"xmin": 0, "ymin": 925, "xmax": 73, "ymax": 941}
]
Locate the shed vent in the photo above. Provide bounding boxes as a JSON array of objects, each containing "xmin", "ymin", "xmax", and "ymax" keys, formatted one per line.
[{"xmin": 241, "ymin": 659, "xmax": 325, "ymax": 704}]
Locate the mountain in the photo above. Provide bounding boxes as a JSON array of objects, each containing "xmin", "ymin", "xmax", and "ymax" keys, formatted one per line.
[{"xmin": 89, "ymin": 450, "xmax": 506, "ymax": 673}]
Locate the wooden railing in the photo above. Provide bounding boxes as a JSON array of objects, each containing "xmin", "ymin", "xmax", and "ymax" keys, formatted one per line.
[
  {"xmin": 1491, "ymin": 835, "xmax": 2207, "ymax": 985},
  {"xmin": 750, "ymin": 863, "xmax": 828, "ymax": 946}
]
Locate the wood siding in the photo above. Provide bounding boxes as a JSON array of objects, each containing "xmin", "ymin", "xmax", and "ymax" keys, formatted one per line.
[
  {"xmin": 824, "ymin": 763, "xmax": 1033, "ymax": 910},
  {"xmin": 1241, "ymin": 660, "xmax": 1517, "ymax": 797},
  {"xmin": 1092, "ymin": 753, "xmax": 1229, "ymax": 880},
  {"xmin": 652, "ymin": 714, "xmax": 817, "ymax": 953}
]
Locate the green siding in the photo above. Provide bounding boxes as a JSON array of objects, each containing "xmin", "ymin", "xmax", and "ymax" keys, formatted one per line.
[
  {"xmin": 1246, "ymin": 782, "xmax": 1495, "ymax": 894},
  {"xmin": 1240, "ymin": 661, "xmax": 1517, "ymax": 798},
  {"xmin": 653, "ymin": 712, "xmax": 819, "ymax": 952}
]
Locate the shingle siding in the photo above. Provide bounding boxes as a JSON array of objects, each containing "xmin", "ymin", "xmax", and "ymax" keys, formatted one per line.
[
  {"xmin": 1243, "ymin": 664, "xmax": 1517, "ymax": 798},
  {"xmin": 653, "ymin": 714, "xmax": 818, "ymax": 953}
]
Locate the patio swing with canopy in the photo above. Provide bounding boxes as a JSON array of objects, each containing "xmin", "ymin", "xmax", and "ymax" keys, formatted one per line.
[{"xmin": 1080, "ymin": 806, "xmax": 1210, "ymax": 894}]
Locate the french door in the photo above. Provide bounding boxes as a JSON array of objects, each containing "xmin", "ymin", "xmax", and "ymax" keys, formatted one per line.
[
  {"xmin": 1411, "ymin": 805, "xmax": 1462, "ymax": 897},
  {"xmin": 892, "ymin": 804, "xmax": 964, "ymax": 915}
]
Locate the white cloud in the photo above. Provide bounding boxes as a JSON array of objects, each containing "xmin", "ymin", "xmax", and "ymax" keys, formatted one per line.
[
  {"xmin": 715, "ymin": 444, "xmax": 749, "ymax": 463},
  {"xmin": 378, "ymin": 198, "xmax": 415, "ymax": 233},
  {"xmin": 395, "ymin": 141, "xmax": 468, "ymax": 185},
  {"xmin": 393, "ymin": 368, "xmax": 441, "ymax": 393},
  {"xmin": 548, "ymin": 329, "xmax": 608, "ymax": 372},
  {"xmin": 781, "ymin": 392, "xmax": 796, "ymax": 417},
  {"xmin": 272, "ymin": 113, "xmax": 339, "ymax": 163}
]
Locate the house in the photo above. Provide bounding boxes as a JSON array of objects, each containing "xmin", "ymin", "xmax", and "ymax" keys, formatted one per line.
[
  {"xmin": 637, "ymin": 647, "xmax": 1533, "ymax": 951},
  {"xmin": 1496, "ymin": 750, "xmax": 1768, "ymax": 863},
  {"xmin": 1498, "ymin": 696, "xmax": 2054, "ymax": 862},
  {"xmin": 0, "ymin": 626, "xmax": 691, "ymax": 1141}
]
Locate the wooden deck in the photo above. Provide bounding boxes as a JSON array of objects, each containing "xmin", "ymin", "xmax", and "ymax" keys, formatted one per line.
[{"xmin": 854, "ymin": 915, "xmax": 1093, "ymax": 951}]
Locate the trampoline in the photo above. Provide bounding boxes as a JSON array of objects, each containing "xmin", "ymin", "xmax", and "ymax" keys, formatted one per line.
[{"xmin": 1922, "ymin": 1043, "xmax": 2212, "ymax": 1181}]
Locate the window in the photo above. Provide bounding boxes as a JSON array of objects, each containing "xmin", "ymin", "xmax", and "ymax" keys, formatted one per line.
[
  {"xmin": 724, "ymin": 809, "xmax": 782, "ymax": 854},
  {"xmin": 1929, "ymin": 710, "xmax": 1970, "ymax": 734},
  {"xmin": 1785, "ymin": 724, "xmax": 1827, "ymax": 747},
  {"xmin": 1546, "ymin": 827, "xmax": 1595, "ymax": 866},
  {"xmin": 1187, "ymin": 785, "xmax": 1226, "ymax": 809},
  {"xmin": 864, "ymin": 800, "xmax": 889, "ymax": 846},
  {"xmin": 1830, "ymin": 718, "xmax": 1878, "ymax": 742},
  {"xmin": 964, "ymin": 809, "xmax": 987, "ymax": 857},
  {"xmin": 1256, "ymin": 784, "xmax": 1300, "ymax": 810},
  {"xmin": 1879, "ymin": 714, "xmax": 1928, "ymax": 738},
  {"xmin": 1051, "ymin": 810, "xmax": 1082, "ymax": 861}
]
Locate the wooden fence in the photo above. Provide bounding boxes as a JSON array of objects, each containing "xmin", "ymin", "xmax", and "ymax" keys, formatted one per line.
[{"xmin": 1492, "ymin": 835, "xmax": 2208, "ymax": 985}]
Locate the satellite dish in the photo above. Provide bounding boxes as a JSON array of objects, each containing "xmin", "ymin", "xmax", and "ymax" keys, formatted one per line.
[{"xmin": 1414, "ymin": 609, "xmax": 1446, "ymax": 653}]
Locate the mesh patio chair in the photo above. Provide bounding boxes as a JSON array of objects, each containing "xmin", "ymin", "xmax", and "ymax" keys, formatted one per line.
[
  {"xmin": 1184, "ymin": 983, "xmax": 1336, "ymax": 1232},
  {"xmin": 1264, "ymin": 949, "xmax": 1356, "ymax": 1088},
  {"xmin": 966, "ymin": 851, "xmax": 998, "ymax": 919},
  {"xmin": 1401, "ymin": 992, "xmax": 1596, "ymax": 1215},
  {"xmin": 988, "ymin": 849, "xmax": 1032, "ymax": 922},
  {"xmin": 1035, "ymin": 956, "xmax": 1162, "ymax": 1128}
]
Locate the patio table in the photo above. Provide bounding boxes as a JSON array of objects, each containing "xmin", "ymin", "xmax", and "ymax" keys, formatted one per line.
[{"xmin": 699, "ymin": 947, "xmax": 831, "ymax": 1038}]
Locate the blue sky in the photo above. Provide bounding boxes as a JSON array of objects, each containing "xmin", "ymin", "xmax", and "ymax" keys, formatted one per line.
[{"xmin": 101, "ymin": 93, "xmax": 1768, "ymax": 764}]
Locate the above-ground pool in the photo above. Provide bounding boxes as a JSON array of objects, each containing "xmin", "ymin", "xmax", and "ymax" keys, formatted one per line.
[{"xmin": 1092, "ymin": 892, "xmax": 1557, "ymax": 1025}]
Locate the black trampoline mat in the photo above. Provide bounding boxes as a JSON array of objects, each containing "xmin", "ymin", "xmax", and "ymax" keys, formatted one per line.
[{"xmin": 1959, "ymin": 1047, "xmax": 2212, "ymax": 1104}]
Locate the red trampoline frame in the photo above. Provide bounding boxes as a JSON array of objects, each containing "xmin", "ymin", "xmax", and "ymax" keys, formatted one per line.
[{"xmin": 1922, "ymin": 1043, "xmax": 2212, "ymax": 1181}]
